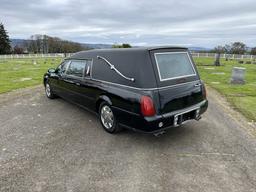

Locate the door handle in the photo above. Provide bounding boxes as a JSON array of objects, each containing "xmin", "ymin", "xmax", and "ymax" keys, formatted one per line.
[
  {"xmin": 194, "ymin": 83, "xmax": 201, "ymax": 87},
  {"xmin": 75, "ymin": 82, "xmax": 80, "ymax": 86}
]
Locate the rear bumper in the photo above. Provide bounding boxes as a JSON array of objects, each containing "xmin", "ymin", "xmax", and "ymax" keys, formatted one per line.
[{"xmin": 116, "ymin": 100, "xmax": 208, "ymax": 133}]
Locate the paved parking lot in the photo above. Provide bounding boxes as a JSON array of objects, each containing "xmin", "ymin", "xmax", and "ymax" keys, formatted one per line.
[{"xmin": 0, "ymin": 86, "xmax": 256, "ymax": 192}]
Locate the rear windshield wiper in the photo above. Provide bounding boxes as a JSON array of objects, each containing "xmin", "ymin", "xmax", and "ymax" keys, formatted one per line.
[{"xmin": 97, "ymin": 55, "xmax": 135, "ymax": 82}]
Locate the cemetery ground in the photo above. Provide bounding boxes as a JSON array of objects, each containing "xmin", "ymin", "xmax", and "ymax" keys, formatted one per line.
[
  {"xmin": 0, "ymin": 57, "xmax": 256, "ymax": 191},
  {"xmin": 0, "ymin": 58, "xmax": 62, "ymax": 94},
  {"xmin": 195, "ymin": 57, "xmax": 256, "ymax": 122}
]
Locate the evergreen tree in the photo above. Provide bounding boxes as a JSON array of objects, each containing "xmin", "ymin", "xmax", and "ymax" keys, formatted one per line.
[
  {"xmin": 112, "ymin": 43, "xmax": 132, "ymax": 48},
  {"xmin": 0, "ymin": 23, "xmax": 11, "ymax": 54}
]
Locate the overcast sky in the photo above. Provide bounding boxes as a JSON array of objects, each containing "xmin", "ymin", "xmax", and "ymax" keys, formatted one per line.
[{"xmin": 1, "ymin": 0, "xmax": 256, "ymax": 47}]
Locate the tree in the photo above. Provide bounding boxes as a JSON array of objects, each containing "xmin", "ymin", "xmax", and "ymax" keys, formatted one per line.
[
  {"xmin": 27, "ymin": 34, "xmax": 85, "ymax": 53},
  {"xmin": 230, "ymin": 42, "xmax": 247, "ymax": 54},
  {"xmin": 112, "ymin": 43, "xmax": 132, "ymax": 48},
  {"xmin": 122, "ymin": 43, "xmax": 132, "ymax": 48},
  {"xmin": 224, "ymin": 44, "xmax": 232, "ymax": 54},
  {"xmin": 250, "ymin": 47, "xmax": 256, "ymax": 55},
  {"xmin": 0, "ymin": 23, "xmax": 11, "ymax": 54},
  {"xmin": 214, "ymin": 45, "xmax": 225, "ymax": 53},
  {"xmin": 13, "ymin": 45, "xmax": 24, "ymax": 54}
]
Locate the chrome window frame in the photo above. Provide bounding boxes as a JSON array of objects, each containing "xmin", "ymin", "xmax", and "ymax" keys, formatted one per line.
[
  {"xmin": 154, "ymin": 52, "xmax": 197, "ymax": 81},
  {"xmin": 83, "ymin": 59, "xmax": 93, "ymax": 80}
]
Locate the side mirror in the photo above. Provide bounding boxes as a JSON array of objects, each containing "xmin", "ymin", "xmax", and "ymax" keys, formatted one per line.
[{"xmin": 48, "ymin": 68, "xmax": 56, "ymax": 73}]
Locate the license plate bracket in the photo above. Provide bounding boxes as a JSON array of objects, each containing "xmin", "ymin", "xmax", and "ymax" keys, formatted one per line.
[{"xmin": 173, "ymin": 107, "xmax": 200, "ymax": 126}]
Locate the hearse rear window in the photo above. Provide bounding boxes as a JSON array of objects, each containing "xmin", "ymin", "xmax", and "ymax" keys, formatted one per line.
[{"xmin": 154, "ymin": 52, "xmax": 196, "ymax": 81}]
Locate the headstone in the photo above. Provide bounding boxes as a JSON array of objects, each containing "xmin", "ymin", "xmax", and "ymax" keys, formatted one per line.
[
  {"xmin": 32, "ymin": 60, "xmax": 37, "ymax": 65},
  {"xmin": 214, "ymin": 53, "xmax": 221, "ymax": 66},
  {"xmin": 212, "ymin": 72, "xmax": 225, "ymax": 75},
  {"xmin": 230, "ymin": 67, "xmax": 246, "ymax": 84}
]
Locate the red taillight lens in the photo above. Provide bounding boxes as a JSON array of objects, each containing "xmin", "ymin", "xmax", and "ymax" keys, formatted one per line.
[{"xmin": 140, "ymin": 96, "xmax": 156, "ymax": 116}]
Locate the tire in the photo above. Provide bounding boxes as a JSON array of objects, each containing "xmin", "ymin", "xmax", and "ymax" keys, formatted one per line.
[
  {"xmin": 45, "ymin": 82, "xmax": 57, "ymax": 99},
  {"xmin": 99, "ymin": 102, "xmax": 122, "ymax": 133}
]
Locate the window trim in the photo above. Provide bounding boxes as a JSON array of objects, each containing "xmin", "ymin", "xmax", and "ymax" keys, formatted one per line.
[
  {"xmin": 154, "ymin": 52, "xmax": 197, "ymax": 82},
  {"xmin": 83, "ymin": 59, "xmax": 93, "ymax": 80}
]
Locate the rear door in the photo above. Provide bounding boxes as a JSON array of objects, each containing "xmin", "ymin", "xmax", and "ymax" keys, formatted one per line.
[
  {"xmin": 150, "ymin": 49, "xmax": 205, "ymax": 114},
  {"xmin": 73, "ymin": 59, "xmax": 96, "ymax": 109}
]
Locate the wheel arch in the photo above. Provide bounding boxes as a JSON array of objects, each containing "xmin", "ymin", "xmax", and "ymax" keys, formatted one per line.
[
  {"xmin": 43, "ymin": 75, "xmax": 49, "ymax": 87},
  {"xmin": 96, "ymin": 95, "xmax": 113, "ymax": 113}
]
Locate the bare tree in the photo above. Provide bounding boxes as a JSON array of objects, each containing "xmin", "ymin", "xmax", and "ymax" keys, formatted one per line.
[
  {"xmin": 27, "ymin": 34, "xmax": 86, "ymax": 53},
  {"xmin": 230, "ymin": 42, "xmax": 247, "ymax": 54},
  {"xmin": 214, "ymin": 45, "xmax": 225, "ymax": 53},
  {"xmin": 250, "ymin": 47, "xmax": 256, "ymax": 55}
]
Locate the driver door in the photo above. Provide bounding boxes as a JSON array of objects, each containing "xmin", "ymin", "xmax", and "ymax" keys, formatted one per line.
[{"xmin": 52, "ymin": 60, "xmax": 70, "ymax": 97}]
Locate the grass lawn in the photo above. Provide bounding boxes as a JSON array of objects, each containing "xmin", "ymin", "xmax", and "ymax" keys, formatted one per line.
[
  {"xmin": 194, "ymin": 57, "xmax": 256, "ymax": 121},
  {"xmin": 0, "ymin": 58, "xmax": 62, "ymax": 94}
]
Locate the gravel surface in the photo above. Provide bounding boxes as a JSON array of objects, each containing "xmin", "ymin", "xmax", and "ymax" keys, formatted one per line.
[{"xmin": 0, "ymin": 86, "xmax": 256, "ymax": 192}]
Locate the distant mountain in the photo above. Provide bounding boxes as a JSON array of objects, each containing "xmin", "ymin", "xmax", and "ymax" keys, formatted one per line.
[
  {"xmin": 10, "ymin": 39, "xmax": 27, "ymax": 48},
  {"xmin": 188, "ymin": 46, "xmax": 212, "ymax": 52},
  {"xmin": 10, "ymin": 39, "xmax": 212, "ymax": 51},
  {"xmin": 81, "ymin": 43, "xmax": 113, "ymax": 49},
  {"xmin": 10, "ymin": 38, "xmax": 113, "ymax": 49}
]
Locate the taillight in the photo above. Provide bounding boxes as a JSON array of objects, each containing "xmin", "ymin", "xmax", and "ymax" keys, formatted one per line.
[{"xmin": 140, "ymin": 96, "xmax": 156, "ymax": 116}]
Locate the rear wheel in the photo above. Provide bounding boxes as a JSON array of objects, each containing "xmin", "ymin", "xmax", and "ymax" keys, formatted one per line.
[
  {"xmin": 45, "ymin": 82, "xmax": 56, "ymax": 99},
  {"xmin": 99, "ymin": 102, "xmax": 122, "ymax": 133}
]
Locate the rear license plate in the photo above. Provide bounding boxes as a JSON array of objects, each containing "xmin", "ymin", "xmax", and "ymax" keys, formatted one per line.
[{"xmin": 174, "ymin": 108, "xmax": 199, "ymax": 126}]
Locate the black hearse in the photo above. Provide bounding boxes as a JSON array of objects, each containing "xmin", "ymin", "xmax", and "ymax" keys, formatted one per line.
[{"xmin": 44, "ymin": 47, "xmax": 208, "ymax": 134}]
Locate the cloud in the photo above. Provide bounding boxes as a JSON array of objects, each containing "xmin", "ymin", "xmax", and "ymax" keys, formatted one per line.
[{"xmin": 1, "ymin": 0, "xmax": 256, "ymax": 47}]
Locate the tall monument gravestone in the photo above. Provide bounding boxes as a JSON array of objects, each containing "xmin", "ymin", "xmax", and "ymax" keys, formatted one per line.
[
  {"xmin": 214, "ymin": 53, "xmax": 221, "ymax": 66},
  {"xmin": 230, "ymin": 67, "xmax": 246, "ymax": 84}
]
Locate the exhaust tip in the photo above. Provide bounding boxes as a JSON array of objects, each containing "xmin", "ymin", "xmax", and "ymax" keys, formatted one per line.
[{"xmin": 195, "ymin": 116, "xmax": 202, "ymax": 121}]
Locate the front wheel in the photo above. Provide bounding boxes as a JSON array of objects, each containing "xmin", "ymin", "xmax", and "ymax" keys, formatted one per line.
[
  {"xmin": 45, "ymin": 82, "xmax": 57, "ymax": 99},
  {"xmin": 99, "ymin": 102, "xmax": 122, "ymax": 133}
]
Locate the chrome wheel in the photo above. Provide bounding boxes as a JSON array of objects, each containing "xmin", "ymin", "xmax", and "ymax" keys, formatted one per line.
[
  {"xmin": 45, "ymin": 83, "xmax": 51, "ymax": 97},
  {"xmin": 100, "ymin": 105, "xmax": 114, "ymax": 129}
]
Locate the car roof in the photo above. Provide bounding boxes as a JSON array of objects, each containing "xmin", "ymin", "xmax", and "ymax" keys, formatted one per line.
[
  {"xmin": 69, "ymin": 46, "xmax": 188, "ymax": 58},
  {"xmin": 67, "ymin": 46, "xmax": 189, "ymax": 89}
]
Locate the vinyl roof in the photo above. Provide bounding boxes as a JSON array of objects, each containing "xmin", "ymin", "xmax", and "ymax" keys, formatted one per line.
[
  {"xmin": 72, "ymin": 46, "xmax": 187, "ymax": 55},
  {"xmin": 68, "ymin": 46, "xmax": 188, "ymax": 61}
]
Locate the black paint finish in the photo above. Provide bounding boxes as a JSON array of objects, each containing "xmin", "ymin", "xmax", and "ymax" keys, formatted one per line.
[{"xmin": 43, "ymin": 47, "xmax": 208, "ymax": 133}]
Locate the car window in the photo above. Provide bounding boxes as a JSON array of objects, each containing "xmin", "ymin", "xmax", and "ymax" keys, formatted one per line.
[
  {"xmin": 155, "ymin": 52, "xmax": 196, "ymax": 81},
  {"xmin": 57, "ymin": 60, "xmax": 69, "ymax": 74},
  {"xmin": 66, "ymin": 60, "xmax": 86, "ymax": 78}
]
